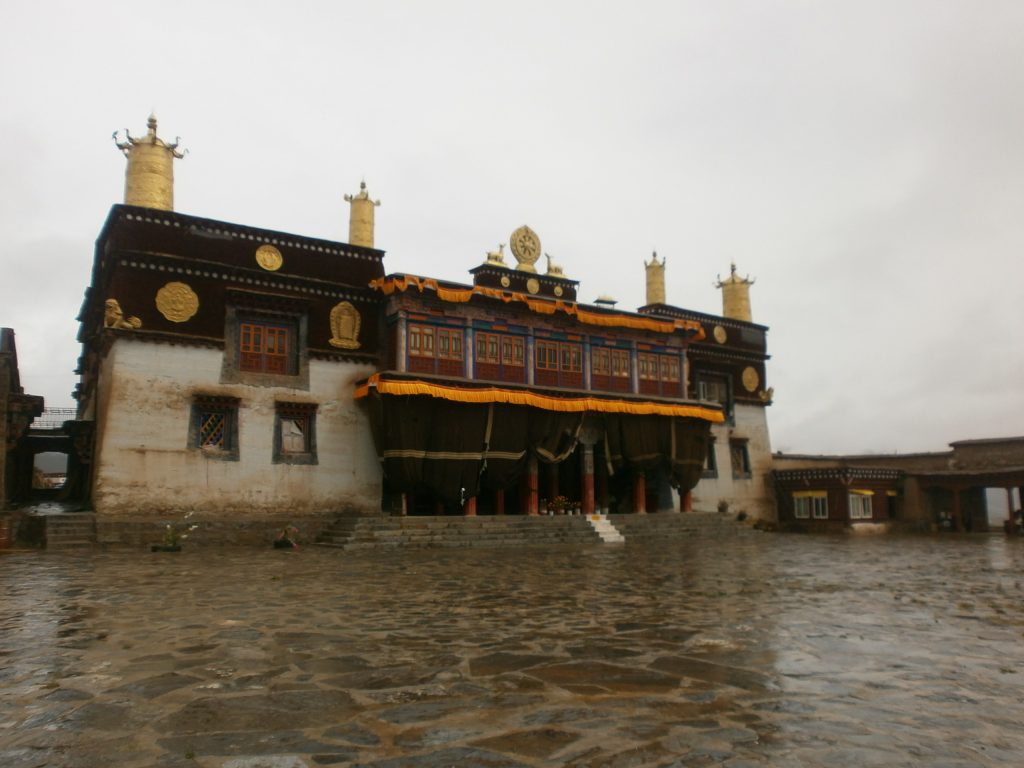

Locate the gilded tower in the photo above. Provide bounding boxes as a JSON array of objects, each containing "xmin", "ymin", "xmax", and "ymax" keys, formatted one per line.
[
  {"xmin": 716, "ymin": 263, "xmax": 754, "ymax": 322},
  {"xmin": 645, "ymin": 251, "xmax": 666, "ymax": 306},
  {"xmin": 345, "ymin": 181, "xmax": 381, "ymax": 248},
  {"xmin": 113, "ymin": 115, "xmax": 184, "ymax": 211}
]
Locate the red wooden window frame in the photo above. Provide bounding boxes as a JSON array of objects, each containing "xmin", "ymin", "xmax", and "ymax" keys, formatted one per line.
[{"xmin": 240, "ymin": 322, "xmax": 292, "ymax": 374}]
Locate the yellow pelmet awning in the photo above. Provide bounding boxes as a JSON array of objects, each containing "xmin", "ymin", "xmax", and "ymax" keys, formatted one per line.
[
  {"xmin": 354, "ymin": 374, "xmax": 725, "ymax": 423},
  {"xmin": 369, "ymin": 275, "xmax": 705, "ymax": 339}
]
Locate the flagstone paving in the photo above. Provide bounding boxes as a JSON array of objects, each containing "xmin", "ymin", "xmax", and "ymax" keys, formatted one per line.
[{"xmin": 3, "ymin": 533, "xmax": 1024, "ymax": 766}]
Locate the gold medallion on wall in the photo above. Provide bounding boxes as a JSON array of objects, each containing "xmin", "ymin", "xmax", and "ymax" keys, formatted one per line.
[
  {"xmin": 526, "ymin": 278, "xmax": 540, "ymax": 295},
  {"xmin": 510, "ymin": 225, "xmax": 541, "ymax": 272},
  {"xmin": 713, "ymin": 325, "xmax": 727, "ymax": 344},
  {"xmin": 329, "ymin": 301, "xmax": 362, "ymax": 349},
  {"xmin": 553, "ymin": 285, "xmax": 564, "ymax": 297},
  {"xmin": 500, "ymin": 275, "xmax": 511, "ymax": 288},
  {"xmin": 742, "ymin": 366, "xmax": 760, "ymax": 393},
  {"xmin": 155, "ymin": 282, "xmax": 199, "ymax": 323},
  {"xmin": 255, "ymin": 244, "xmax": 283, "ymax": 271}
]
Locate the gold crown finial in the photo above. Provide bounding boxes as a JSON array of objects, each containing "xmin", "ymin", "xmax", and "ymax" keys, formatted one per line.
[
  {"xmin": 345, "ymin": 180, "xmax": 381, "ymax": 247},
  {"xmin": 645, "ymin": 250, "xmax": 666, "ymax": 305},
  {"xmin": 113, "ymin": 114, "xmax": 184, "ymax": 210},
  {"xmin": 715, "ymin": 262, "xmax": 755, "ymax": 321}
]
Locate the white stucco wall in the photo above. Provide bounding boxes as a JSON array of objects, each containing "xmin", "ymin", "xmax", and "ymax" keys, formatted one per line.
[
  {"xmin": 691, "ymin": 403, "xmax": 774, "ymax": 520},
  {"xmin": 91, "ymin": 339, "xmax": 381, "ymax": 518}
]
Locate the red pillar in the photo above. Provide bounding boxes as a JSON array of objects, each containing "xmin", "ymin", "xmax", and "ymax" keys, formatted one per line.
[
  {"xmin": 495, "ymin": 489, "xmax": 505, "ymax": 516},
  {"xmin": 682, "ymin": 490, "xmax": 693, "ymax": 512},
  {"xmin": 633, "ymin": 470, "xmax": 647, "ymax": 515},
  {"xmin": 526, "ymin": 455, "xmax": 539, "ymax": 516},
  {"xmin": 463, "ymin": 496, "xmax": 477, "ymax": 516},
  {"xmin": 581, "ymin": 444, "xmax": 595, "ymax": 515}
]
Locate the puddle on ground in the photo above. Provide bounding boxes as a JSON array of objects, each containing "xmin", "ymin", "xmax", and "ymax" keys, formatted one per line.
[{"xmin": 2, "ymin": 534, "xmax": 1024, "ymax": 766}]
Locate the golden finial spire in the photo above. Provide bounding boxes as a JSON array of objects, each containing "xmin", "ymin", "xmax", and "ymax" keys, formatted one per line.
[
  {"xmin": 113, "ymin": 114, "xmax": 185, "ymax": 211},
  {"xmin": 715, "ymin": 262, "xmax": 755, "ymax": 322},
  {"xmin": 644, "ymin": 250, "xmax": 666, "ymax": 305},
  {"xmin": 344, "ymin": 180, "xmax": 381, "ymax": 248}
]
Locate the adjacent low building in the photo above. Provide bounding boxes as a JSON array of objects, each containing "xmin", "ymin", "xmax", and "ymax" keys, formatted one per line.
[{"xmin": 772, "ymin": 437, "xmax": 1024, "ymax": 532}]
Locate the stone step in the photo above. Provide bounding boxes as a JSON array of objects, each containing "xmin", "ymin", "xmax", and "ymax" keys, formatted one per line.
[
  {"xmin": 586, "ymin": 514, "xmax": 625, "ymax": 543},
  {"xmin": 315, "ymin": 514, "xmax": 603, "ymax": 550},
  {"xmin": 44, "ymin": 514, "xmax": 98, "ymax": 550}
]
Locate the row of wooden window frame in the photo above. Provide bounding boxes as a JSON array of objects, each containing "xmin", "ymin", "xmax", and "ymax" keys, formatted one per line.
[
  {"xmin": 407, "ymin": 324, "xmax": 682, "ymax": 382},
  {"xmin": 791, "ymin": 492, "xmax": 875, "ymax": 519}
]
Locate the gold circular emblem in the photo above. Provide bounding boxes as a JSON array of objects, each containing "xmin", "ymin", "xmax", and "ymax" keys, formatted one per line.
[
  {"xmin": 713, "ymin": 325, "xmax": 727, "ymax": 344},
  {"xmin": 526, "ymin": 278, "xmax": 540, "ymax": 295},
  {"xmin": 553, "ymin": 285, "xmax": 564, "ymax": 297},
  {"xmin": 509, "ymin": 225, "xmax": 541, "ymax": 272},
  {"xmin": 155, "ymin": 281, "xmax": 199, "ymax": 323},
  {"xmin": 255, "ymin": 244, "xmax": 283, "ymax": 271},
  {"xmin": 500, "ymin": 275, "xmax": 511, "ymax": 288},
  {"xmin": 742, "ymin": 366, "xmax": 760, "ymax": 392}
]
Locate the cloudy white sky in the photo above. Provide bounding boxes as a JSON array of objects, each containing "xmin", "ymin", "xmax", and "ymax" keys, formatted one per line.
[{"xmin": 1, "ymin": 1, "xmax": 1022, "ymax": 454}]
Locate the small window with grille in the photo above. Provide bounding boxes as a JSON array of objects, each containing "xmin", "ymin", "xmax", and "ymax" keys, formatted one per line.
[{"xmin": 189, "ymin": 396, "xmax": 240, "ymax": 461}]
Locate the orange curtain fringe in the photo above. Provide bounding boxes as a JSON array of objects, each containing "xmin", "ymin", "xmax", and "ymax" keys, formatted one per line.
[{"xmin": 355, "ymin": 374, "xmax": 725, "ymax": 423}]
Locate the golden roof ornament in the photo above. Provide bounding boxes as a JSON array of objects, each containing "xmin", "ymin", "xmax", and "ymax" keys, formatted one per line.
[
  {"xmin": 485, "ymin": 244, "xmax": 507, "ymax": 266},
  {"xmin": 645, "ymin": 250, "xmax": 666, "ymax": 305},
  {"xmin": 344, "ymin": 180, "xmax": 381, "ymax": 248},
  {"xmin": 715, "ymin": 262, "xmax": 755, "ymax": 322},
  {"xmin": 715, "ymin": 261, "xmax": 755, "ymax": 287},
  {"xmin": 113, "ymin": 114, "xmax": 186, "ymax": 211},
  {"xmin": 509, "ymin": 225, "xmax": 541, "ymax": 272},
  {"xmin": 544, "ymin": 253, "xmax": 566, "ymax": 278}
]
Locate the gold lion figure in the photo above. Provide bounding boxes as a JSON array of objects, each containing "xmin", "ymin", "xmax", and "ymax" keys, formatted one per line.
[{"xmin": 104, "ymin": 299, "xmax": 142, "ymax": 329}]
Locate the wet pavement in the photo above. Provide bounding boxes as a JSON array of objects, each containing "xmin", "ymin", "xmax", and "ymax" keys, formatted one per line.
[{"xmin": 2, "ymin": 533, "xmax": 1024, "ymax": 767}]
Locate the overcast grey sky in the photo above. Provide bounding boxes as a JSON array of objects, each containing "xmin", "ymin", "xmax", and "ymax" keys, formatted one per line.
[{"xmin": 1, "ymin": 1, "xmax": 1022, "ymax": 454}]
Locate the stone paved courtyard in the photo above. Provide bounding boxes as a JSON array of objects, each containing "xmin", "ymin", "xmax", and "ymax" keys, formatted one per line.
[{"xmin": 3, "ymin": 532, "xmax": 1024, "ymax": 767}]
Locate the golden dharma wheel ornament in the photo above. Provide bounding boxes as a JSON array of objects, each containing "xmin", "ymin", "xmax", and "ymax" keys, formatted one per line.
[
  {"xmin": 255, "ymin": 244, "xmax": 283, "ymax": 271},
  {"xmin": 155, "ymin": 281, "xmax": 199, "ymax": 323},
  {"xmin": 526, "ymin": 278, "xmax": 540, "ymax": 295},
  {"xmin": 500, "ymin": 275, "xmax": 511, "ymax": 288},
  {"xmin": 510, "ymin": 225, "xmax": 541, "ymax": 273},
  {"xmin": 742, "ymin": 366, "xmax": 760, "ymax": 392},
  {"xmin": 713, "ymin": 325, "xmax": 728, "ymax": 344},
  {"xmin": 553, "ymin": 285, "xmax": 564, "ymax": 297}
]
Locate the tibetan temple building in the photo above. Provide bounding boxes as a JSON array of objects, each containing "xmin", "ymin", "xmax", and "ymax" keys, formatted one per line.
[{"xmin": 66, "ymin": 116, "xmax": 775, "ymax": 540}]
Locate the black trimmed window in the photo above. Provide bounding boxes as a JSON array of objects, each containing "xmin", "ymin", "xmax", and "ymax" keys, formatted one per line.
[
  {"xmin": 698, "ymin": 373, "xmax": 733, "ymax": 423},
  {"xmin": 274, "ymin": 402, "xmax": 318, "ymax": 465},
  {"xmin": 703, "ymin": 437, "xmax": 718, "ymax": 478},
  {"xmin": 222, "ymin": 300, "xmax": 310, "ymax": 389},
  {"xmin": 189, "ymin": 396, "xmax": 240, "ymax": 461},
  {"xmin": 240, "ymin": 320, "xmax": 295, "ymax": 374},
  {"xmin": 729, "ymin": 438, "xmax": 751, "ymax": 479}
]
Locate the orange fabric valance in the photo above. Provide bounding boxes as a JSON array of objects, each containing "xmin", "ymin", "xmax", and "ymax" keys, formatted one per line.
[
  {"xmin": 369, "ymin": 275, "xmax": 705, "ymax": 339},
  {"xmin": 355, "ymin": 374, "xmax": 725, "ymax": 423}
]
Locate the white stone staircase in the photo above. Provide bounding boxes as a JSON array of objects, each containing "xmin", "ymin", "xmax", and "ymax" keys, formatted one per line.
[{"xmin": 586, "ymin": 513, "xmax": 625, "ymax": 543}]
